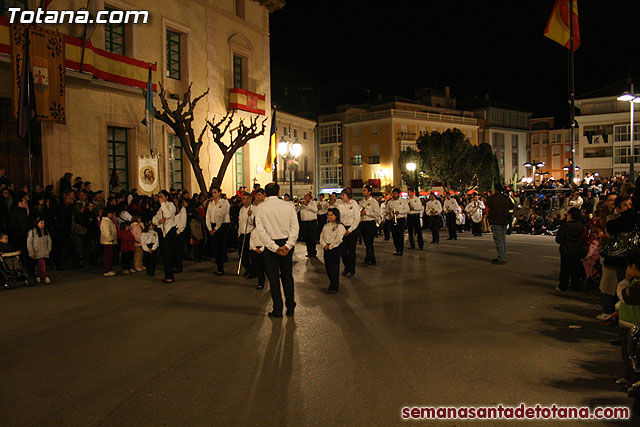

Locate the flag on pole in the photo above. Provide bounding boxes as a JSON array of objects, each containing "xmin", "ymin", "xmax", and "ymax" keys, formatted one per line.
[
  {"xmin": 144, "ymin": 65, "xmax": 155, "ymax": 155},
  {"xmin": 264, "ymin": 109, "xmax": 277, "ymax": 173},
  {"xmin": 544, "ymin": 0, "xmax": 580, "ymax": 51},
  {"xmin": 18, "ymin": 30, "xmax": 36, "ymax": 140}
]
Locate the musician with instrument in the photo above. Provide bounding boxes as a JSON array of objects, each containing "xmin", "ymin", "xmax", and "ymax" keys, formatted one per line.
[
  {"xmin": 237, "ymin": 192, "xmax": 255, "ymax": 278},
  {"xmin": 359, "ymin": 185, "xmax": 380, "ymax": 265},
  {"xmin": 443, "ymin": 193, "xmax": 461, "ymax": 240},
  {"xmin": 425, "ymin": 193, "xmax": 443, "ymax": 244},
  {"xmin": 337, "ymin": 187, "xmax": 360, "ymax": 277},
  {"xmin": 298, "ymin": 192, "xmax": 318, "ymax": 258},
  {"xmin": 316, "ymin": 193, "xmax": 328, "ymax": 241},
  {"xmin": 386, "ymin": 187, "xmax": 409, "ymax": 255},
  {"xmin": 406, "ymin": 187, "xmax": 424, "ymax": 250},
  {"xmin": 465, "ymin": 193, "xmax": 485, "ymax": 237}
]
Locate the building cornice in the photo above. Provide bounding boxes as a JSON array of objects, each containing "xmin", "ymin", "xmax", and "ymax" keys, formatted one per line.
[{"xmin": 253, "ymin": 0, "xmax": 286, "ymax": 12}]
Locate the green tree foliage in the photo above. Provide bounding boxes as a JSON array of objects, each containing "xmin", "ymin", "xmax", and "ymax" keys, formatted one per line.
[{"xmin": 398, "ymin": 129, "xmax": 501, "ymax": 192}]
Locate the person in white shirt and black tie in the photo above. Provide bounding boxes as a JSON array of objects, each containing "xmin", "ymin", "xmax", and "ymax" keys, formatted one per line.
[
  {"xmin": 316, "ymin": 193, "xmax": 328, "ymax": 240},
  {"xmin": 465, "ymin": 193, "xmax": 485, "ymax": 237},
  {"xmin": 406, "ymin": 188, "xmax": 424, "ymax": 250},
  {"xmin": 425, "ymin": 193, "xmax": 443, "ymax": 244},
  {"xmin": 249, "ymin": 188, "xmax": 266, "ymax": 289},
  {"xmin": 337, "ymin": 187, "xmax": 360, "ymax": 277},
  {"xmin": 359, "ymin": 185, "xmax": 380, "ymax": 265},
  {"xmin": 152, "ymin": 190, "xmax": 177, "ymax": 283},
  {"xmin": 443, "ymin": 193, "xmax": 460, "ymax": 240},
  {"xmin": 386, "ymin": 187, "xmax": 409, "ymax": 255},
  {"xmin": 298, "ymin": 192, "xmax": 318, "ymax": 258},
  {"xmin": 237, "ymin": 192, "xmax": 255, "ymax": 277},
  {"xmin": 206, "ymin": 186, "xmax": 231, "ymax": 275},
  {"xmin": 255, "ymin": 183, "xmax": 300, "ymax": 318},
  {"xmin": 320, "ymin": 207, "xmax": 346, "ymax": 293}
]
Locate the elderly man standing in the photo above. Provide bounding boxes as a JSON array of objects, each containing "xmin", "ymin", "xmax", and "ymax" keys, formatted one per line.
[
  {"xmin": 486, "ymin": 184, "xmax": 514, "ymax": 265},
  {"xmin": 255, "ymin": 183, "xmax": 300, "ymax": 318}
]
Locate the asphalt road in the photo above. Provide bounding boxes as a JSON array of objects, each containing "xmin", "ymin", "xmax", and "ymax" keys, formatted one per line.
[{"xmin": 0, "ymin": 232, "xmax": 637, "ymax": 426}]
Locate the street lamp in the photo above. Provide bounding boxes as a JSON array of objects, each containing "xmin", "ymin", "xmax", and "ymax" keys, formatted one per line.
[
  {"xmin": 617, "ymin": 91, "xmax": 640, "ymax": 179},
  {"xmin": 524, "ymin": 161, "xmax": 544, "ymax": 184},
  {"xmin": 406, "ymin": 161, "xmax": 417, "ymax": 192},
  {"xmin": 278, "ymin": 134, "xmax": 302, "ymax": 198}
]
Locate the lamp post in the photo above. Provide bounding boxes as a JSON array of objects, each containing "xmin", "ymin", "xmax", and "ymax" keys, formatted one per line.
[
  {"xmin": 617, "ymin": 90, "xmax": 640, "ymax": 179},
  {"xmin": 524, "ymin": 161, "xmax": 544, "ymax": 185},
  {"xmin": 406, "ymin": 161, "xmax": 417, "ymax": 193},
  {"xmin": 563, "ymin": 165, "xmax": 581, "ymax": 184},
  {"xmin": 278, "ymin": 133, "xmax": 302, "ymax": 198}
]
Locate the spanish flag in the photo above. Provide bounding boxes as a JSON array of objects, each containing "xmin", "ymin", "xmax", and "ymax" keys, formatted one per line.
[
  {"xmin": 264, "ymin": 109, "xmax": 277, "ymax": 173},
  {"xmin": 544, "ymin": 0, "xmax": 580, "ymax": 51}
]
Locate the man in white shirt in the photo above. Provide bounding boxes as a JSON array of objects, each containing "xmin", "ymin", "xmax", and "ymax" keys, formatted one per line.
[
  {"xmin": 386, "ymin": 188, "xmax": 409, "ymax": 255},
  {"xmin": 152, "ymin": 190, "xmax": 178, "ymax": 283},
  {"xmin": 316, "ymin": 193, "xmax": 328, "ymax": 241},
  {"xmin": 255, "ymin": 183, "xmax": 300, "ymax": 318},
  {"xmin": 298, "ymin": 192, "xmax": 318, "ymax": 258},
  {"xmin": 237, "ymin": 192, "xmax": 255, "ymax": 277},
  {"xmin": 359, "ymin": 185, "xmax": 380, "ymax": 265},
  {"xmin": 406, "ymin": 188, "xmax": 424, "ymax": 250},
  {"xmin": 249, "ymin": 188, "xmax": 266, "ymax": 289},
  {"xmin": 443, "ymin": 193, "xmax": 460, "ymax": 240},
  {"xmin": 425, "ymin": 193, "xmax": 443, "ymax": 244},
  {"xmin": 337, "ymin": 187, "xmax": 360, "ymax": 277},
  {"xmin": 206, "ymin": 186, "xmax": 231, "ymax": 275}
]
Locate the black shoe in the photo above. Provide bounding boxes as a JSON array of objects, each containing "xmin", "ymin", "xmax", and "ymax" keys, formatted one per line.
[
  {"xmin": 286, "ymin": 303, "xmax": 296, "ymax": 317},
  {"xmin": 268, "ymin": 311, "xmax": 283, "ymax": 318},
  {"xmin": 246, "ymin": 274, "xmax": 256, "ymax": 279},
  {"xmin": 341, "ymin": 271, "xmax": 348, "ymax": 276},
  {"xmin": 345, "ymin": 272, "xmax": 354, "ymax": 278},
  {"xmin": 214, "ymin": 271, "xmax": 224, "ymax": 275},
  {"xmin": 447, "ymin": 238, "xmax": 453, "ymax": 240},
  {"xmin": 256, "ymin": 283, "xmax": 265, "ymax": 289},
  {"xmin": 174, "ymin": 269, "xmax": 183, "ymax": 274},
  {"xmin": 408, "ymin": 247, "xmax": 415, "ymax": 250},
  {"xmin": 454, "ymin": 238, "xmax": 457, "ymax": 240},
  {"xmin": 368, "ymin": 261, "xmax": 377, "ymax": 265},
  {"xmin": 491, "ymin": 259, "xmax": 506, "ymax": 265},
  {"xmin": 327, "ymin": 288, "xmax": 338, "ymax": 294}
]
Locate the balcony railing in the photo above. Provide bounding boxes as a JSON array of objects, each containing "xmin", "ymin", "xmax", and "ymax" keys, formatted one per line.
[
  {"xmin": 398, "ymin": 131, "xmax": 417, "ymax": 140},
  {"xmin": 367, "ymin": 156, "xmax": 380, "ymax": 164},
  {"xmin": 320, "ymin": 157, "xmax": 342, "ymax": 165},
  {"xmin": 345, "ymin": 109, "xmax": 478, "ymax": 126},
  {"xmin": 351, "ymin": 157, "xmax": 362, "ymax": 165}
]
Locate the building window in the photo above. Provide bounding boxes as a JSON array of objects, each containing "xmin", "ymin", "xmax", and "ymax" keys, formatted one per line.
[
  {"xmin": 233, "ymin": 54, "xmax": 243, "ymax": 89},
  {"xmin": 235, "ymin": 147, "xmax": 245, "ymax": 188},
  {"xmin": 235, "ymin": 0, "xmax": 245, "ymax": 19},
  {"xmin": 166, "ymin": 30, "xmax": 181, "ymax": 80},
  {"xmin": 104, "ymin": 7, "xmax": 126, "ymax": 55},
  {"xmin": 371, "ymin": 126, "xmax": 379, "ymax": 136},
  {"xmin": 168, "ymin": 134, "xmax": 183, "ymax": 190},
  {"xmin": 107, "ymin": 126, "xmax": 129, "ymax": 191},
  {"xmin": 353, "ymin": 127, "xmax": 361, "ymax": 137},
  {"xmin": 614, "ymin": 146, "xmax": 640, "ymax": 165},
  {"xmin": 319, "ymin": 124, "xmax": 342, "ymax": 144},
  {"xmin": 293, "ymin": 129, "xmax": 298, "ymax": 139},
  {"xmin": 321, "ymin": 166, "xmax": 342, "ymax": 187},
  {"xmin": 1, "ymin": 0, "xmax": 27, "ymax": 18},
  {"xmin": 320, "ymin": 146, "xmax": 341, "ymax": 165},
  {"xmin": 614, "ymin": 124, "xmax": 640, "ymax": 142},
  {"xmin": 511, "ymin": 135, "xmax": 518, "ymax": 172}
]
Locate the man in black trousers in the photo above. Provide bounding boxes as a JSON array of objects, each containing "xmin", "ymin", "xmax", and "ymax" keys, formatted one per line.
[
  {"xmin": 255, "ymin": 183, "xmax": 300, "ymax": 318},
  {"xmin": 359, "ymin": 185, "xmax": 380, "ymax": 265},
  {"xmin": 406, "ymin": 188, "xmax": 424, "ymax": 250},
  {"xmin": 298, "ymin": 192, "xmax": 318, "ymax": 258}
]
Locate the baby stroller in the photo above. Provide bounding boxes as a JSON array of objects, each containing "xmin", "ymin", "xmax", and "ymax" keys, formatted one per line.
[{"xmin": 0, "ymin": 251, "xmax": 34, "ymax": 289}]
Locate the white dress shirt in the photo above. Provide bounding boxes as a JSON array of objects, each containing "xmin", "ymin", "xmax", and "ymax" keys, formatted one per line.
[
  {"xmin": 465, "ymin": 200, "xmax": 485, "ymax": 223},
  {"xmin": 359, "ymin": 197, "xmax": 380, "ymax": 222},
  {"xmin": 407, "ymin": 196, "xmax": 423, "ymax": 215},
  {"xmin": 141, "ymin": 230, "xmax": 159, "ymax": 252},
  {"xmin": 317, "ymin": 200, "xmax": 328, "ymax": 216},
  {"xmin": 175, "ymin": 206, "xmax": 187, "ymax": 235},
  {"xmin": 255, "ymin": 196, "xmax": 300, "ymax": 252},
  {"xmin": 386, "ymin": 198, "xmax": 409, "ymax": 219},
  {"xmin": 425, "ymin": 200, "xmax": 443, "ymax": 216},
  {"xmin": 299, "ymin": 200, "xmax": 318, "ymax": 222},
  {"xmin": 152, "ymin": 201, "xmax": 177, "ymax": 237},
  {"xmin": 337, "ymin": 199, "xmax": 361, "ymax": 232},
  {"xmin": 443, "ymin": 198, "xmax": 460, "ymax": 214},
  {"xmin": 249, "ymin": 204, "xmax": 264, "ymax": 250},
  {"xmin": 206, "ymin": 198, "xmax": 231, "ymax": 231},
  {"xmin": 320, "ymin": 222, "xmax": 346, "ymax": 250},
  {"xmin": 238, "ymin": 205, "xmax": 255, "ymax": 235}
]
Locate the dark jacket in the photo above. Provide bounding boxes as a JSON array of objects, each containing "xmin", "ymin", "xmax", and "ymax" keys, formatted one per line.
[
  {"xmin": 8, "ymin": 206, "xmax": 30, "ymax": 249},
  {"xmin": 556, "ymin": 220, "xmax": 585, "ymax": 257},
  {"xmin": 605, "ymin": 208, "xmax": 639, "ymax": 235},
  {"xmin": 486, "ymin": 192, "xmax": 514, "ymax": 225}
]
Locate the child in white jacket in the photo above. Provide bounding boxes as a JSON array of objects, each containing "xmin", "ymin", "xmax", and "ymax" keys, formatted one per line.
[
  {"xmin": 141, "ymin": 222, "xmax": 160, "ymax": 277},
  {"xmin": 27, "ymin": 218, "xmax": 52, "ymax": 284}
]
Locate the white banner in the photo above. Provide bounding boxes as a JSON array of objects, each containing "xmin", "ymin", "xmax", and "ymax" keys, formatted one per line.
[{"xmin": 138, "ymin": 155, "xmax": 159, "ymax": 195}]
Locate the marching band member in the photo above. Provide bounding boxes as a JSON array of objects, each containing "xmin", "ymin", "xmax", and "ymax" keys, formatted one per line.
[
  {"xmin": 359, "ymin": 185, "xmax": 380, "ymax": 265},
  {"xmin": 206, "ymin": 186, "xmax": 231, "ymax": 275},
  {"xmin": 152, "ymin": 190, "xmax": 178, "ymax": 283},
  {"xmin": 381, "ymin": 193, "xmax": 391, "ymax": 240},
  {"xmin": 237, "ymin": 192, "xmax": 255, "ymax": 277},
  {"xmin": 337, "ymin": 187, "xmax": 360, "ymax": 277},
  {"xmin": 298, "ymin": 192, "xmax": 318, "ymax": 258},
  {"xmin": 320, "ymin": 207, "xmax": 346, "ymax": 294},
  {"xmin": 465, "ymin": 193, "xmax": 485, "ymax": 237},
  {"xmin": 249, "ymin": 188, "xmax": 266, "ymax": 289},
  {"xmin": 443, "ymin": 193, "xmax": 461, "ymax": 240},
  {"xmin": 316, "ymin": 193, "xmax": 328, "ymax": 240},
  {"xmin": 406, "ymin": 188, "xmax": 424, "ymax": 250},
  {"xmin": 386, "ymin": 188, "xmax": 409, "ymax": 255},
  {"xmin": 255, "ymin": 183, "xmax": 300, "ymax": 318},
  {"xmin": 425, "ymin": 193, "xmax": 443, "ymax": 244}
]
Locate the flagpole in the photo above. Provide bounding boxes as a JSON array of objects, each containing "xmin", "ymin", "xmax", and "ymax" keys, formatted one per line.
[
  {"xmin": 569, "ymin": 0, "xmax": 576, "ymax": 186},
  {"xmin": 25, "ymin": 29, "xmax": 34, "ymax": 201}
]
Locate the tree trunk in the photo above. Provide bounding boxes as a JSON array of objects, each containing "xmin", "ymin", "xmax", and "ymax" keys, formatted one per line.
[{"xmin": 210, "ymin": 151, "xmax": 235, "ymax": 191}]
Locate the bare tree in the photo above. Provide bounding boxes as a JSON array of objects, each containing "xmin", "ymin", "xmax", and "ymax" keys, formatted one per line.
[{"xmin": 207, "ymin": 110, "xmax": 267, "ymax": 190}]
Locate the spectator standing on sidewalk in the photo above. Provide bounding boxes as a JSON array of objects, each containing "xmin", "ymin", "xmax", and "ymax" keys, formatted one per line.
[
  {"xmin": 27, "ymin": 218, "xmax": 52, "ymax": 284},
  {"xmin": 485, "ymin": 184, "xmax": 514, "ymax": 265}
]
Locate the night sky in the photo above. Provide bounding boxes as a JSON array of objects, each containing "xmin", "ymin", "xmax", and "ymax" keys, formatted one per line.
[{"xmin": 269, "ymin": 0, "xmax": 640, "ymax": 119}]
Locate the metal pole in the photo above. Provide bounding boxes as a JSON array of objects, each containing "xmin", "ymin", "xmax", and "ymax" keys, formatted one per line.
[
  {"xmin": 631, "ymin": 97, "xmax": 635, "ymax": 179},
  {"xmin": 569, "ymin": 0, "xmax": 576, "ymax": 186},
  {"xmin": 26, "ymin": 31, "xmax": 33, "ymax": 201},
  {"xmin": 289, "ymin": 166, "xmax": 293, "ymax": 198}
]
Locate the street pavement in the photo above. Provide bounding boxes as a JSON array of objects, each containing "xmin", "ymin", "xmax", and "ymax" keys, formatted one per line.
[{"xmin": 0, "ymin": 231, "xmax": 638, "ymax": 426}]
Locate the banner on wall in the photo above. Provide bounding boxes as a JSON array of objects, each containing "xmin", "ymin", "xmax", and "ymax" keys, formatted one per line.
[{"xmin": 138, "ymin": 155, "xmax": 159, "ymax": 195}]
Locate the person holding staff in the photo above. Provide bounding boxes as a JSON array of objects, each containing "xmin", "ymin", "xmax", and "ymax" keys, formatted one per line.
[{"xmin": 255, "ymin": 183, "xmax": 300, "ymax": 318}]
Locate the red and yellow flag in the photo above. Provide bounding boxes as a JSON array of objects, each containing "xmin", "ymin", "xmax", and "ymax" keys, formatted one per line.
[
  {"xmin": 264, "ymin": 109, "xmax": 277, "ymax": 173},
  {"xmin": 544, "ymin": 0, "xmax": 580, "ymax": 51}
]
